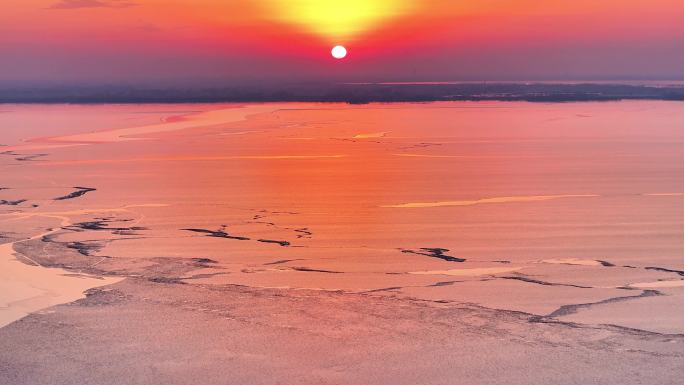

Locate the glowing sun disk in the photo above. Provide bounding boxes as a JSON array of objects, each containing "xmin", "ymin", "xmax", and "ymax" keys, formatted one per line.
[{"xmin": 332, "ymin": 45, "xmax": 347, "ymax": 59}]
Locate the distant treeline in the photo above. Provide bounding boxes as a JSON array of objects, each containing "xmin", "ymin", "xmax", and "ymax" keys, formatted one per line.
[{"xmin": 1, "ymin": 83, "xmax": 684, "ymax": 104}]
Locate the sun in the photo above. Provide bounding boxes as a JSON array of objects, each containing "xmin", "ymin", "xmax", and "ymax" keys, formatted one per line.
[{"xmin": 332, "ymin": 45, "xmax": 347, "ymax": 59}]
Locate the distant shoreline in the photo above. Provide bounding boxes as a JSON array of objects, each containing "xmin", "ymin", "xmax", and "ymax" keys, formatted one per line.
[{"xmin": 2, "ymin": 83, "xmax": 684, "ymax": 104}]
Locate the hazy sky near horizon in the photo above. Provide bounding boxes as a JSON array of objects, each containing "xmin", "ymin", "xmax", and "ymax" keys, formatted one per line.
[{"xmin": 2, "ymin": 0, "xmax": 684, "ymax": 85}]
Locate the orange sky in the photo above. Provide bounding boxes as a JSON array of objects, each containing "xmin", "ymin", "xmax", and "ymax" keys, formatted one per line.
[{"xmin": 2, "ymin": 0, "xmax": 684, "ymax": 84}]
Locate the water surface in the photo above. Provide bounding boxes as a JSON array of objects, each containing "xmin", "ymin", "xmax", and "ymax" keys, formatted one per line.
[{"xmin": 1, "ymin": 101, "xmax": 683, "ymax": 332}]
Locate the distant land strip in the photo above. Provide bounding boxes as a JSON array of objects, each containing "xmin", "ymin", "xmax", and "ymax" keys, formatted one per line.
[{"xmin": 1, "ymin": 83, "xmax": 684, "ymax": 104}]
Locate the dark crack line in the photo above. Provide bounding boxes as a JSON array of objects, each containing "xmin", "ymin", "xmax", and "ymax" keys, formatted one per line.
[
  {"xmin": 453, "ymin": 303, "xmax": 684, "ymax": 340},
  {"xmin": 263, "ymin": 259, "xmax": 303, "ymax": 266},
  {"xmin": 66, "ymin": 218, "xmax": 147, "ymax": 234},
  {"xmin": 645, "ymin": 266, "xmax": 684, "ymax": 277},
  {"xmin": 183, "ymin": 226, "xmax": 291, "ymax": 247},
  {"xmin": 401, "ymin": 247, "xmax": 465, "ymax": 262},
  {"xmin": 191, "ymin": 258, "xmax": 218, "ymax": 264},
  {"xmin": 291, "ymin": 267, "xmax": 341, "ymax": 274},
  {"xmin": 361, "ymin": 280, "xmax": 467, "ymax": 294},
  {"xmin": 546, "ymin": 290, "xmax": 663, "ymax": 318},
  {"xmin": 15, "ymin": 153, "xmax": 48, "ymax": 162},
  {"xmin": 54, "ymin": 186, "xmax": 97, "ymax": 201},
  {"xmin": 257, "ymin": 239, "xmax": 291, "ymax": 247},
  {"xmin": 362, "ymin": 286, "xmax": 404, "ymax": 293},
  {"xmin": 499, "ymin": 276, "xmax": 593, "ymax": 289},
  {"xmin": 182, "ymin": 228, "xmax": 250, "ymax": 241},
  {"xmin": 0, "ymin": 199, "xmax": 26, "ymax": 206}
]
